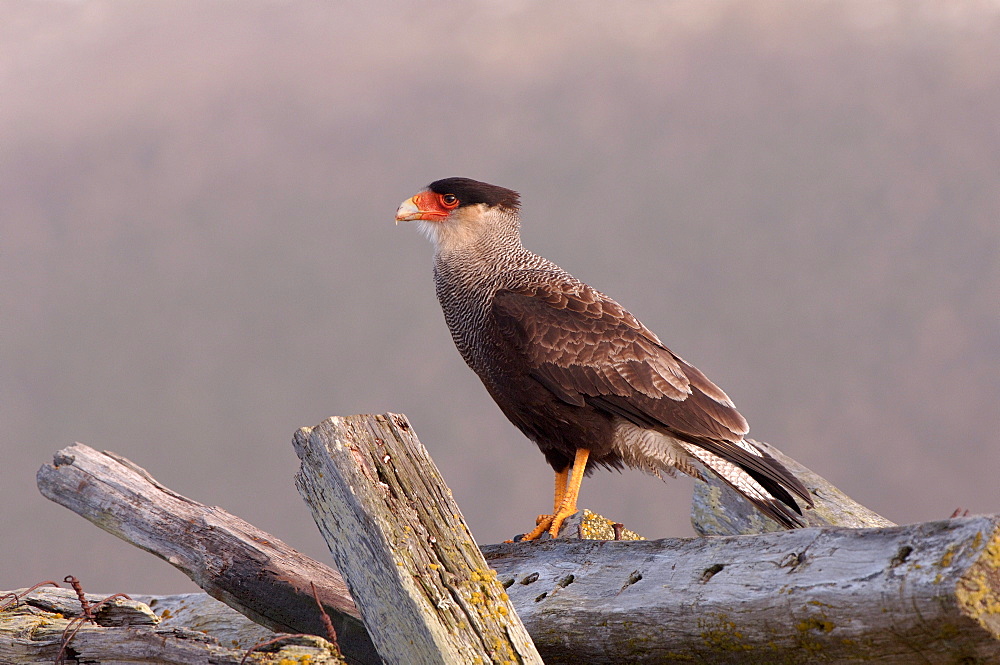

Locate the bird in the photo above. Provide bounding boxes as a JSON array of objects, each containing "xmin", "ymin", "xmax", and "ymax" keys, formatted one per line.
[{"xmin": 396, "ymin": 177, "xmax": 813, "ymax": 540}]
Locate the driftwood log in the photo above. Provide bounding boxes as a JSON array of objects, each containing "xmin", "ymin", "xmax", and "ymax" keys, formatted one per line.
[
  {"xmin": 484, "ymin": 518, "xmax": 1000, "ymax": 663},
  {"xmin": 25, "ymin": 416, "xmax": 1000, "ymax": 663},
  {"xmin": 34, "ymin": 443, "xmax": 380, "ymax": 665},
  {"xmin": 294, "ymin": 414, "xmax": 542, "ymax": 665},
  {"xmin": 0, "ymin": 586, "xmax": 343, "ymax": 665},
  {"xmin": 132, "ymin": 591, "xmax": 285, "ymax": 648}
]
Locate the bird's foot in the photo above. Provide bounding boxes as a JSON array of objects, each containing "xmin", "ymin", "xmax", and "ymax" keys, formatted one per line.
[
  {"xmin": 518, "ymin": 514, "xmax": 556, "ymax": 541},
  {"xmin": 516, "ymin": 508, "xmax": 579, "ymax": 541},
  {"xmin": 547, "ymin": 505, "xmax": 578, "ymax": 538}
]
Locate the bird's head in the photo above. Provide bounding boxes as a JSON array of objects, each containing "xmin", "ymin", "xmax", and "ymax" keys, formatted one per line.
[{"xmin": 396, "ymin": 177, "xmax": 521, "ymax": 250}]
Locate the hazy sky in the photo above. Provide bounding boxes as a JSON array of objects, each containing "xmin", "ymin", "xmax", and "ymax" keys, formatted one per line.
[{"xmin": 3, "ymin": 0, "xmax": 999, "ymax": 594}]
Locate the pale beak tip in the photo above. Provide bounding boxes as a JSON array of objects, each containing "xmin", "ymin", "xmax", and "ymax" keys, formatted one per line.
[{"xmin": 395, "ymin": 197, "xmax": 422, "ymax": 224}]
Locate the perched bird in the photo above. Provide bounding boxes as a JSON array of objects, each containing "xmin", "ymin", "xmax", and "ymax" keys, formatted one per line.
[{"xmin": 396, "ymin": 177, "xmax": 812, "ymax": 539}]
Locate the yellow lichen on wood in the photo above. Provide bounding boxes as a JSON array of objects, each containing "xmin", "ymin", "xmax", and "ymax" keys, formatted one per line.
[
  {"xmin": 577, "ymin": 509, "xmax": 645, "ymax": 540},
  {"xmin": 696, "ymin": 613, "xmax": 752, "ymax": 652},
  {"xmin": 797, "ymin": 616, "xmax": 835, "ymax": 634},
  {"xmin": 956, "ymin": 527, "xmax": 1000, "ymax": 633}
]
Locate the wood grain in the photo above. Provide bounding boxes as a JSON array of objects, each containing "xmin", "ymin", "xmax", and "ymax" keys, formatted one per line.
[{"xmin": 294, "ymin": 413, "xmax": 543, "ymax": 665}]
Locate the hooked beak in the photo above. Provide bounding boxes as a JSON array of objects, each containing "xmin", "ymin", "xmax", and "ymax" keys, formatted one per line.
[
  {"xmin": 394, "ymin": 191, "xmax": 449, "ymax": 224},
  {"xmin": 394, "ymin": 196, "xmax": 423, "ymax": 224}
]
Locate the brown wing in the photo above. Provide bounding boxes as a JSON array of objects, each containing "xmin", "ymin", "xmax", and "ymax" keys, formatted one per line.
[
  {"xmin": 492, "ymin": 271, "xmax": 748, "ymax": 442},
  {"xmin": 492, "ymin": 270, "xmax": 813, "ymax": 517}
]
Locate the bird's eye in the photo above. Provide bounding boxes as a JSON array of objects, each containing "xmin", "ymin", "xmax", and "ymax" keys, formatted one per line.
[{"xmin": 441, "ymin": 194, "xmax": 459, "ymax": 208}]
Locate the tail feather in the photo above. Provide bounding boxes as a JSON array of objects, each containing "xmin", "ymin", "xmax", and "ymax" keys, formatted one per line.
[
  {"xmin": 680, "ymin": 443, "xmax": 809, "ymax": 529},
  {"xmin": 611, "ymin": 419, "xmax": 812, "ymax": 529}
]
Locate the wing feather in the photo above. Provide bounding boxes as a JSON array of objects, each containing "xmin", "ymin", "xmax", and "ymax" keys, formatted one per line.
[{"xmin": 492, "ymin": 272, "xmax": 744, "ymax": 441}]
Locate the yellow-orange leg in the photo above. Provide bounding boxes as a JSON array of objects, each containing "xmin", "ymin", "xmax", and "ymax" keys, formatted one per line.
[
  {"xmin": 519, "ymin": 468, "xmax": 565, "ymax": 541},
  {"xmin": 549, "ymin": 448, "xmax": 589, "ymax": 537},
  {"xmin": 552, "ymin": 466, "xmax": 568, "ymax": 511},
  {"xmin": 520, "ymin": 449, "xmax": 589, "ymax": 541},
  {"xmin": 523, "ymin": 467, "xmax": 568, "ymax": 538}
]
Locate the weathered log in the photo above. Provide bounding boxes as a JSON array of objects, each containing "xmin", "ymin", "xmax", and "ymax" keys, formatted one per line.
[
  {"xmin": 293, "ymin": 414, "xmax": 543, "ymax": 665},
  {"xmin": 482, "ymin": 517, "xmax": 1000, "ymax": 663},
  {"xmin": 35, "ymin": 443, "xmax": 381, "ymax": 665},
  {"xmin": 34, "ymin": 420, "xmax": 1000, "ymax": 663},
  {"xmin": 131, "ymin": 592, "xmax": 280, "ymax": 649},
  {"xmin": 0, "ymin": 586, "xmax": 343, "ymax": 665},
  {"xmin": 693, "ymin": 438, "xmax": 896, "ymax": 535}
]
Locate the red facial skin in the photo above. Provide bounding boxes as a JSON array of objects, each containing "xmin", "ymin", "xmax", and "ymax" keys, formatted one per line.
[{"xmin": 396, "ymin": 190, "xmax": 460, "ymax": 221}]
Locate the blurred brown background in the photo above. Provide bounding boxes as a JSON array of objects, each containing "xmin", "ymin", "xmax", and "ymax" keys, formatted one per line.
[{"xmin": 2, "ymin": 1, "xmax": 998, "ymax": 594}]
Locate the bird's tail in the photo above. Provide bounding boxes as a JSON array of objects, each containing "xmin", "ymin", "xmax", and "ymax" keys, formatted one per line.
[
  {"xmin": 679, "ymin": 440, "xmax": 812, "ymax": 528},
  {"xmin": 611, "ymin": 420, "xmax": 812, "ymax": 528}
]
